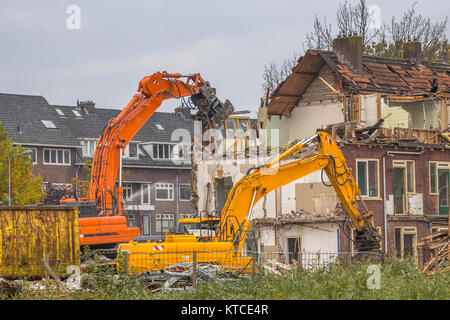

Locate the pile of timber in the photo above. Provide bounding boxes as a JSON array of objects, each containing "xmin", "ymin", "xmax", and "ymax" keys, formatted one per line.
[{"xmin": 416, "ymin": 228, "xmax": 449, "ymax": 272}]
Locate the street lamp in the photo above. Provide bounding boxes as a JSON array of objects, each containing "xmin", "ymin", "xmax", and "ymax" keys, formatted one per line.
[{"xmin": 8, "ymin": 149, "xmax": 33, "ymax": 206}]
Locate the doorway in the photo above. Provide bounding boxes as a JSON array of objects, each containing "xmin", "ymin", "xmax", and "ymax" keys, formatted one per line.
[
  {"xmin": 287, "ymin": 237, "xmax": 301, "ymax": 264},
  {"xmin": 393, "ymin": 167, "xmax": 406, "ymax": 214},
  {"xmin": 438, "ymin": 169, "xmax": 449, "ymax": 215}
]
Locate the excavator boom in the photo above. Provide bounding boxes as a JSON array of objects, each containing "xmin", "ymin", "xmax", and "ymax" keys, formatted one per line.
[
  {"xmin": 64, "ymin": 71, "xmax": 234, "ymax": 247},
  {"xmin": 119, "ymin": 131, "xmax": 381, "ymax": 272}
]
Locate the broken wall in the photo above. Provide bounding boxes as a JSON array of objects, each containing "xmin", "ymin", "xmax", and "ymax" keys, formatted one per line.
[{"xmin": 289, "ymin": 101, "xmax": 344, "ymax": 141}]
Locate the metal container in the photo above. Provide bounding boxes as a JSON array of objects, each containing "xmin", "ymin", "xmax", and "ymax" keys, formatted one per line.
[{"xmin": 0, "ymin": 206, "xmax": 80, "ymax": 279}]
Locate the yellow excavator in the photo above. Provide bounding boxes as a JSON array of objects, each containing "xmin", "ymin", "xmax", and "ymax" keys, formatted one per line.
[{"xmin": 118, "ymin": 131, "xmax": 381, "ymax": 273}]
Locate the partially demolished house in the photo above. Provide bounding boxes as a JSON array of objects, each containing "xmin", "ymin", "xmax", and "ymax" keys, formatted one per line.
[{"xmin": 257, "ymin": 35, "xmax": 450, "ymax": 265}]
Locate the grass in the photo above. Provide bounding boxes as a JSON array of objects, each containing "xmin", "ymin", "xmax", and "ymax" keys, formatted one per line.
[{"xmin": 3, "ymin": 256, "xmax": 450, "ymax": 300}]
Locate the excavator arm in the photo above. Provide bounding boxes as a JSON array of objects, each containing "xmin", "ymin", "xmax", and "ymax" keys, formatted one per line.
[
  {"xmin": 63, "ymin": 71, "xmax": 233, "ymax": 247},
  {"xmin": 87, "ymin": 72, "xmax": 233, "ymax": 215},
  {"xmin": 218, "ymin": 131, "xmax": 381, "ymax": 254}
]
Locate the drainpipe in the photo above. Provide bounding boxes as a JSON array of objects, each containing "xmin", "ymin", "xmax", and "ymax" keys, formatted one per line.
[
  {"xmin": 382, "ymin": 154, "xmax": 393, "ymax": 253},
  {"xmin": 383, "ymin": 150, "xmax": 425, "ymax": 254},
  {"xmin": 176, "ymin": 169, "xmax": 180, "ymax": 231}
]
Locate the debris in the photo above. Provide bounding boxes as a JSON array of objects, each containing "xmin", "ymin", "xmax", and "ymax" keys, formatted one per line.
[
  {"xmin": 0, "ymin": 278, "xmax": 18, "ymax": 296},
  {"xmin": 417, "ymin": 228, "xmax": 449, "ymax": 272}
]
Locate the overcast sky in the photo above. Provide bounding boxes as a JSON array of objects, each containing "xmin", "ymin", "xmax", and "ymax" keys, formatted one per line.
[{"xmin": 0, "ymin": 0, "xmax": 448, "ymax": 117}]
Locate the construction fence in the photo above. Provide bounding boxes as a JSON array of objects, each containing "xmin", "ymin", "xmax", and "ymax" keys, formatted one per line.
[{"xmin": 118, "ymin": 250, "xmax": 384, "ymax": 277}]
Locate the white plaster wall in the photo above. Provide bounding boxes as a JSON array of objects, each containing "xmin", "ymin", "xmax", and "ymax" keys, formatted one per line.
[
  {"xmin": 289, "ymin": 102, "xmax": 344, "ymax": 141},
  {"xmin": 360, "ymin": 94, "xmax": 378, "ymax": 126}
]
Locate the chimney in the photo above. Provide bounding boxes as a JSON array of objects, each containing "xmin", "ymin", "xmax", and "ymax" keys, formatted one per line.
[
  {"xmin": 77, "ymin": 100, "xmax": 95, "ymax": 114},
  {"xmin": 403, "ymin": 40, "xmax": 422, "ymax": 63},
  {"xmin": 174, "ymin": 105, "xmax": 192, "ymax": 120},
  {"xmin": 332, "ymin": 34, "xmax": 363, "ymax": 75}
]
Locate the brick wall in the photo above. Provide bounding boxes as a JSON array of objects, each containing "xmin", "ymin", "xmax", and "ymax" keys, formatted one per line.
[{"xmin": 339, "ymin": 143, "xmax": 449, "ymax": 262}]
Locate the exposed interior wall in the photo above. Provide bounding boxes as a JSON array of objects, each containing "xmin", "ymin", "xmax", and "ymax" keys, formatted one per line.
[
  {"xmin": 289, "ymin": 102, "xmax": 344, "ymax": 141},
  {"xmin": 360, "ymin": 94, "xmax": 378, "ymax": 126},
  {"xmin": 389, "ymin": 100, "xmax": 440, "ymax": 129}
]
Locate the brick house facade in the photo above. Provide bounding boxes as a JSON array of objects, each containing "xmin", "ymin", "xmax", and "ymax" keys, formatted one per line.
[{"xmin": 256, "ymin": 35, "xmax": 449, "ymax": 265}]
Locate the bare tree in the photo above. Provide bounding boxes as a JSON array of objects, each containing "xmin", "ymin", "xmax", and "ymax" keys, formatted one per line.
[
  {"xmin": 262, "ymin": 52, "xmax": 299, "ymax": 96},
  {"xmin": 381, "ymin": 2, "xmax": 448, "ymax": 61},
  {"xmin": 304, "ymin": 0, "xmax": 380, "ymax": 51},
  {"xmin": 262, "ymin": 0, "xmax": 448, "ymax": 98}
]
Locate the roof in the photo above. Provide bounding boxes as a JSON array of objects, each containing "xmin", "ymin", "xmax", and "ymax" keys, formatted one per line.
[
  {"xmin": 268, "ymin": 50, "xmax": 450, "ymax": 116},
  {"xmin": 0, "ymin": 92, "xmax": 194, "ymax": 167}
]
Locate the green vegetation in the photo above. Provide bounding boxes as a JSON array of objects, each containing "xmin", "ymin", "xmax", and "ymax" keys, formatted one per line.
[
  {"xmin": 0, "ymin": 122, "xmax": 43, "ymax": 205},
  {"xmin": 4, "ymin": 256, "xmax": 450, "ymax": 300}
]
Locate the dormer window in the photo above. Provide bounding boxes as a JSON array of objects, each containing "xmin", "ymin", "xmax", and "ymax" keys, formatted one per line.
[{"xmin": 124, "ymin": 142, "xmax": 139, "ymax": 158}]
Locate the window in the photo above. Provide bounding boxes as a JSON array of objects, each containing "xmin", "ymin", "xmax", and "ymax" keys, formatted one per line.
[
  {"xmin": 124, "ymin": 142, "xmax": 138, "ymax": 158},
  {"xmin": 394, "ymin": 227, "xmax": 417, "ymax": 258},
  {"xmin": 356, "ymin": 159, "xmax": 379, "ymax": 198},
  {"xmin": 156, "ymin": 213, "xmax": 174, "ymax": 233},
  {"xmin": 55, "ymin": 108, "xmax": 65, "ymax": 116},
  {"xmin": 127, "ymin": 214, "xmax": 135, "ymax": 228},
  {"xmin": 82, "ymin": 140, "xmax": 97, "ymax": 157},
  {"xmin": 179, "ymin": 184, "xmax": 191, "ymax": 201},
  {"xmin": 123, "ymin": 183, "xmax": 132, "ymax": 201},
  {"xmin": 41, "ymin": 120, "xmax": 56, "ymax": 129},
  {"xmin": 152, "ymin": 143, "xmax": 174, "ymax": 159},
  {"xmin": 393, "ymin": 160, "xmax": 415, "ymax": 193},
  {"xmin": 142, "ymin": 215, "xmax": 150, "ymax": 236},
  {"xmin": 430, "ymin": 162, "xmax": 450, "ymax": 195},
  {"xmin": 141, "ymin": 183, "xmax": 151, "ymax": 204},
  {"xmin": 155, "ymin": 183, "xmax": 174, "ymax": 201},
  {"xmin": 28, "ymin": 148, "xmax": 37, "ymax": 164},
  {"xmin": 72, "ymin": 110, "xmax": 82, "ymax": 117},
  {"xmin": 155, "ymin": 123, "xmax": 164, "ymax": 130},
  {"xmin": 180, "ymin": 214, "xmax": 196, "ymax": 219},
  {"xmin": 43, "ymin": 148, "xmax": 70, "ymax": 165},
  {"xmin": 430, "ymin": 162, "xmax": 437, "ymax": 194}
]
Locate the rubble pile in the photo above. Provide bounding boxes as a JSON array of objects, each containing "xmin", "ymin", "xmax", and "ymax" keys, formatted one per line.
[{"xmin": 417, "ymin": 228, "xmax": 449, "ymax": 272}]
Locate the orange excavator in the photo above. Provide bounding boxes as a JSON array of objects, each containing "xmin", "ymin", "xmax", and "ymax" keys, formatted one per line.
[{"xmin": 61, "ymin": 72, "xmax": 233, "ymax": 248}]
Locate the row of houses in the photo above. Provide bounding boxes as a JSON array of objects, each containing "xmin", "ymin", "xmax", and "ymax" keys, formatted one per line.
[
  {"xmin": 1, "ymin": 36, "xmax": 449, "ymax": 266},
  {"xmin": 0, "ymin": 93, "xmax": 198, "ymax": 240}
]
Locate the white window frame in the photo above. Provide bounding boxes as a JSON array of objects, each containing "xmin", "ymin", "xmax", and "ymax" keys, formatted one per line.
[
  {"xmin": 155, "ymin": 183, "xmax": 174, "ymax": 201},
  {"xmin": 41, "ymin": 120, "xmax": 57, "ymax": 129},
  {"xmin": 355, "ymin": 158, "xmax": 380, "ymax": 199},
  {"xmin": 43, "ymin": 148, "xmax": 71, "ymax": 165},
  {"xmin": 123, "ymin": 183, "xmax": 133, "ymax": 201},
  {"xmin": 429, "ymin": 161, "xmax": 450, "ymax": 195},
  {"xmin": 141, "ymin": 183, "xmax": 151, "ymax": 204},
  {"xmin": 28, "ymin": 148, "xmax": 37, "ymax": 164},
  {"xmin": 394, "ymin": 226, "xmax": 417, "ymax": 260},
  {"xmin": 152, "ymin": 143, "xmax": 174, "ymax": 160},
  {"xmin": 81, "ymin": 139, "xmax": 97, "ymax": 158},
  {"xmin": 393, "ymin": 160, "xmax": 416, "ymax": 194},
  {"xmin": 124, "ymin": 142, "xmax": 139, "ymax": 159},
  {"xmin": 155, "ymin": 213, "xmax": 175, "ymax": 233},
  {"xmin": 179, "ymin": 183, "xmax": 191, "ymax": 201}
]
